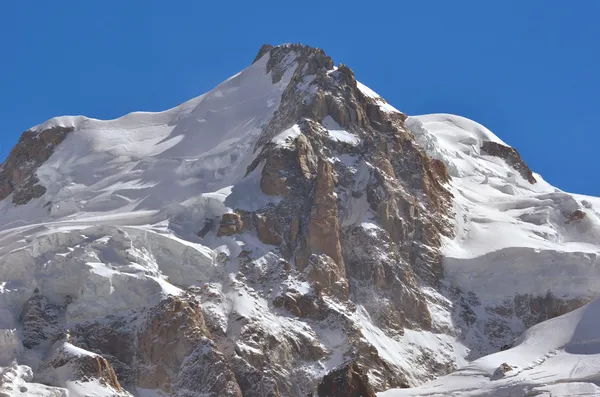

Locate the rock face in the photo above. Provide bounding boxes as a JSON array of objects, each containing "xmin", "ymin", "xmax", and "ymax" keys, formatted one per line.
[
  {"xmin": 0, "ymin": 126, "xmax": 73, "ymax": 205},
  {"xmin": 137, "ymin": 295, "xmax": 241, "ymax": 397},
  {"xmin": 317, "ymin": 362, "xmax": 377, "ymax": 397},
  {"xmin": 72, "ymin": 295, "xmax": 242, "ymax": 397},
  {"xmin": 481, "ymin": 141, "xmax": 536, "ymax": 184},
  {"xmin": 20, "ymin": 294, "xmax": 62, "ymax": 349},
  {"xmin": 492, "ymin": 363, "xmax": 513, "ymax": 379}
]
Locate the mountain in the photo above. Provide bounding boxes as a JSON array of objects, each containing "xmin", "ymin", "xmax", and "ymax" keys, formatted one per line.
[{"xmin": 0, "ymin": 43, "xmax": 598, "ymax": 397}]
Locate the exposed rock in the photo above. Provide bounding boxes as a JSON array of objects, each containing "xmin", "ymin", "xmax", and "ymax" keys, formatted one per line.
[
  {"xmin": 296, "ymin": 158, "xmax": 344, "ymax": 273},
  {"xmin": 139, "ymin": 295, "xmax": 219, "ymax": 392},
  {"xmin": 217, "ymin": 211, "xmax": 247, "ymax": 236},
  {"xmin": 254, "ymin": 210, "xmax": 283, "ymax": 245},
  {"xmin": 20, "ymin": 294, "xmax": 62, "ymax": 349},
  {"xmin": 260, "ymin": 150, "xmax": 292, "ymax": 195},
  {"xmin": 304, "ymin": 254, "xmax": 348, "ymax": 301},
  {"xmin": 0, "ymin": 126, "xmax": 74, "ymax": 205},
  {"xmin": 317, "ymin": 361, "xmax": 377, "ymax": 397},
  {"xmin": 481, "ymin": 141, "xmax": 536, "ymax": 184},
  {"xmin": 566, "ymin": 209, "xmax": 587, "ymax": 224},
  {"xmin": 514, "ymin": 292, "xmax": 591, "ymax": 329},
  {"xmin": 70, "ymin": 319, "xmax": 137, "ymax": 387},
  {"xmin": 253, "ymin": 43, "xmax": 274, "ymax": 64},
  {"xmin": 38, "ymin": 340, "xmax": 125, "ymax": 394},
  {"xmin": 492, "ymin": 363, "xmax": 513, "ymax": 379}
]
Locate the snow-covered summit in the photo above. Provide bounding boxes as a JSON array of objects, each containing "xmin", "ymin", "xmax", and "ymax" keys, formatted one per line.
[{"xmin": 0, "ymin": 43, "xmax": 598, "ymax": 397}]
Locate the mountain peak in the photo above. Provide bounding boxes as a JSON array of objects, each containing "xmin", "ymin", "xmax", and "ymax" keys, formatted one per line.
[{"xmin": 0, "ymin": 43, "xmax": 599, "ymax": 397}]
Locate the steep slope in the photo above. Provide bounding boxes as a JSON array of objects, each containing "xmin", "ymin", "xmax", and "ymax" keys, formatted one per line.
[
  {"xmin": 407, "ymin": 114, "xmax": 600, "ymax": 359},
  {"xmin": 380, "ymin": 297, "xmax": 600, "ymax": 397},
  {"xmin": 0, "ymin": 44, "xmax": 598, "ymax": 397}
]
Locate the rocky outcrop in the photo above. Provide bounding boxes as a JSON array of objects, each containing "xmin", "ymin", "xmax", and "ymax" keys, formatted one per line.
[
  {"xmin": 566, "ymin": 209, "xmax": 587, "ymax": 224},
  {"xmin": 217, "ymin": 212, "xmax": 247, "ymax": 236},
  {"xmin": 232, "ymin": 43, "xmax": 454, "ymax": 390},
  {"xmin": 492, "ymin": 363, "xmax": 513, "ymax": 379},
  {"xmin": 513, "ymin": 292, "xmax": 592, "ymax": 329},
  {"xmin": 137, "ymin": 295, "xmax": 241, "ymax": 396},
  {"xmin": 20, "ymin": 294, "xmax": 62, "ymax": 349},
  {"xmin": 296, "ymin": 158, "xmax": 345, "ymax": 274},
  {"xmin": 0, "ymin": 126, "xmax": 73, "ymax": 205},
  {"xmin": 70, "ymin": 319, "xmax": 137, "ymax": 387},
  {"xmin": 38, "ymin": 340, "xmax": 125, "ymax": 394},
  {"xmin": 317, "ymin": 362, "xmax": 377, "ymax": 397},
  {"xmin": 481, "ymin": 141, "xmax": 536, "ymax": 184},
  {"xmin": 71, "ymin": 294, "xmax": 242, "ymax": 396}
]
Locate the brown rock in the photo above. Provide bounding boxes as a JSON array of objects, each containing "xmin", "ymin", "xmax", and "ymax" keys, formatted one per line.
[
  {"xmin": 430, "ymin": 158, "xmax": 450, "ymax": 184},
  {"xmin": 566, "ymin": 209, "xmax": 587, "ymax": 224},
  {"xmin": 261, "ymin": 150, "xmax": 291, "ymax": 196},
  {"xmin": 255, "ymin": 212, "xmax": 282, "ymax": 245},
  {"xmin": 296, "ymin": 158, "xmax": 344, "ymax": 274},
  {"xmin": 70, "ymin": 320, "xmax": 136, "ymax": 387},
  {"xmin": 0, "ymin": 126, "xmax": 74, "ymax": 205},
  {"xmin": 481, "ymin": 141, "xmax": 536, "ymax": 184},
  {"xmin": 317, "ymin": 361, "xmax": 376, "ymax": 397},
  {"xmin": 304, "ymin": 254, "xmax": 348, "ymax": 301},
  {"xmin": 137, "ymin": 295, "xmax": 241, "ymax": 395},
  {"xmin": 217, "ymin": 212, "xmax": 246, "ymax": 236},
  {"xmin": 42, "ymin": 341, "xmax": 124, "ymax": 393},
  {"xmin": 492, "ymin": 363, "xmax": 513, "ymax": 379}
]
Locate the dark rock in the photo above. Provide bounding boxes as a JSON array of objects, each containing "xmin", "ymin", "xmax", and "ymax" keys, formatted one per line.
[
  {"xmin": 317, "ymin": 361, "xmax": 377, "ymax": 397},
  {"xmin": 492, "ymin": 363, "xmax": 513, "ymax": 379},
  {"xmin": 481, "ymin": 141, "xmax": 536, "ymax": 184},
  {"xmin": 253, "ymin": 43, "xmax": 274, "ymax": 64},
  {"xmin": 0, "ymin": 126, "xmax": 74, "ymax": 205},
  {"xmin": 20, "ymin": 295, "xmax": 61, "ymax": 349}
]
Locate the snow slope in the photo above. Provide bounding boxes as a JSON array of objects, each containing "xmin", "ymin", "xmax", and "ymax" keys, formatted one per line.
[
  {"xmin": 407, "ymin": 114, "xmax": 600, "ymax": 302},
  {"xmin": 380, "ymin": 297, "xmax": 600, "ymax": 397}
]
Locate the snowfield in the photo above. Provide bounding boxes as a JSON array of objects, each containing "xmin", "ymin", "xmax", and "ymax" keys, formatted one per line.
[{"xmin": 0, "ymin": 45, "xmax": 598, "ymax": 396}]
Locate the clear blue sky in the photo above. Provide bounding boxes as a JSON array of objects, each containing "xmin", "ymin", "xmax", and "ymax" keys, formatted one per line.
[{"xmin": 1, "ymin": 1, "xmax": 598, "ymax": 195}]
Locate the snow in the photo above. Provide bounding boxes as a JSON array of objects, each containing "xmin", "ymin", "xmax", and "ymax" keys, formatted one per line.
[
  {"xmin": 322, "ymin": 116, "xmax": 360, "ymax": 145},
  {"xmin": 272, "ymin": 124, "xmax": 302, "ymax": 147},
  {"xmin": 356, "ymin": 306, "xmax": 465, "ymax": 385},
  {"xmin": 406, "ymin": 114, "xmax": 600, "ymax": 302},
  {"xmin": 380, "ymin": 298, "xmax": 600, "ymax": 397},
  {"xmin": 356, "ymin": 81, "xmax": 401, "ymax": 113}
]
